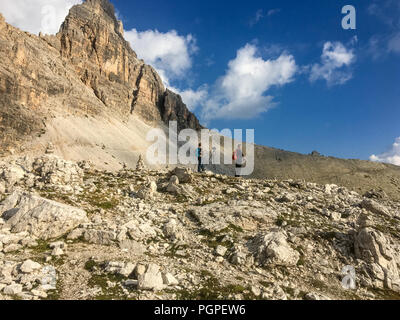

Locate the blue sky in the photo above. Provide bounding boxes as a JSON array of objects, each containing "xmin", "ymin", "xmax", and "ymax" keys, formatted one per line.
[
  {"xmin": 1, "ymin": 0, "xmax": 399, "ymax": 164},
  {"xmin": 115, "ymin": 0, "xmax": 400, "ymax": 163}
]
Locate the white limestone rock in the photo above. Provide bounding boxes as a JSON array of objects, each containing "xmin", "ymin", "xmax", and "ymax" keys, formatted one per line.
[
  {"xmin": 137, "ymin": 264, "xmax": 164, "ymax": 291},
  {"xmin": 0, "ymin": 191, "xmax": 88, "ymax": 240},
  {"xmin": 20, "ymin": 260, "xmax": 41, "ymax": 274},
  {"xmin": 254, "ymin": 229, "xmax": 300, "ymax": 267}
]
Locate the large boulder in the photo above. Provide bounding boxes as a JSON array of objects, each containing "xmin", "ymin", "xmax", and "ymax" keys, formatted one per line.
[
  {"xmin": 166, "ymin": 175, "xmax": 180, "ymax": 194},
  {"xmin": 254, "ymin": 229, "xmax": 300, "ymax": 267},
  {"xmin": 105, "ymin": 261, "xmax": 135, "ymax": 278},
  {"xmin": 0, "ymin": 181, "xmax": 5, "ymax": 194},
  {"xmin": 19, "ymin": 260, "xmax": 41, "ymax": 274},
  {"xmin": 0, "ymin": 191, "xmax": 88, "ymax": 240},
  {"xmin": 354, "ymin": 226, "xmax": 400, "ymax": 291},
  {"xmin": 360, "ymin": 199, "xmax": 391, "ymax": 217},
  {"xmin": 354, "ymin": 214, "xmax": 400, "ymax": 292},
  {"xmin": 355, "ymin": 228, "xmax": 396, "ymax": 267},
  {"xmin": 31, "ymin": 156, "xmax": 84, "ymax": 186},
  {"xmin": 137, "ymin": 264, "xmax": 164, "ymax": 291},
  {"xmin": 0, "ymin": 156, "xmax": 84, "ymax": 192},
  {"xmin": 0, "ymin": 165, "xmax": 26, "ymax": 189},
  {"xmin": 83, "ymin": 229, "xmax": 117, "ymax": 245},
  {"xmin": 3, "ymin": 284, "xmax": 23, "ymax": 296},
  {"xmin": 163, "ymin": 219, "xmax": 185, "ymax": 241},
  {"xmin": 169, "ymin": 167, "xmax": 192, "ymax": 184},
  {"xmin": 136, "ymin": 181, "xmax": 158, "ymax": 200}
]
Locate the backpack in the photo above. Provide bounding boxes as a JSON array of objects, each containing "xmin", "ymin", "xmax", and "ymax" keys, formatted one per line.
[{"xmin": 232, "ymin": 151, "xmax": 237, "ymax": 161}]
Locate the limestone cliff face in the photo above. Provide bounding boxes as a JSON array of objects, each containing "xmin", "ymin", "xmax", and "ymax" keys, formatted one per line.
[
  {"xmin": 55, "ymin": 0, "xmax": 166, "ymax": 121},
  {"xmin": 0, "ymin": 0, "xmax": 202, "ymax": 154},
  {"xmin": 161, "ymin": 90, "xmax": 203, "ymax": 132}
]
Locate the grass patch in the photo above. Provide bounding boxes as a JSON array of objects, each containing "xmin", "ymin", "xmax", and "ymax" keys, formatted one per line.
[
  {"xmin": 88, "ymin": 273, "xmax": 127, "ymax": 300},
  {"xmin": 276, "ymin": 216, "xmax": 286, "ymax": 227},
  {"xmin": 43, "ymin": 276, "xmax": 63, "ymax": 301},
  {"xmin": 369, "ymin": 287, "xmax": 400, "ymax": 300},
  {"xmin": 175, "ymin": 194, "xmax": 189, "ymax": 204},
  {"xmin": 295, "ymin": 246, "xmax": 306, "ymax": 267},
  {"xmin": 260, "ymin": 281, "xmax": 274, "ymax": 288},
  {"xmin": 167, "ymin": 272, "xmax": 258, "ymax": 300},
  {"xmin": 187, "ymin": 210, "xmax": 201, "ymax": 225},
  {"xmin": 29, "ymin": 240, "xmax": 51, "ymax": 263},
  {"xmin": 96, "ymin": 200, "xmax": 118, "ymax": 210},
  {"xmin": 165, "ymin": 244, "xmax": 189, "ymax": 258},
  {"xmin": 320, "ymin": 231, "xmax": 337, "ymax": 241},
  {"xmin": 84, "ymin": 259, "xmax": 99, "ymax": 272},
  {"xmin": 199, "ymin": 227, "xmax": 234, "ymax": 249},
  {"xmin": 374, "ymin": 224, "xmax": 400, "ymax": 241},
  {"xmin": 199, "ymin": 226, "xmax": 240, "ymax": 250},
  {"xmin": 282, "ymin": 286, "xmax": 296, "ymax": 297},
  {"xmin": 52, "ymin": 257, "xmax": 65, "ymax": 268},
  {"xmin": 85, "ymin": 260, "xmax": 128, "ymax": 300}
]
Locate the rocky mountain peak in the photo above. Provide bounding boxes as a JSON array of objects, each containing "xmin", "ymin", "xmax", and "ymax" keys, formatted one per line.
[
  {"xmin": 0, "ymin": 13, "xmax": 5, "ymax": 32},
  {"xmin": 0, "ymin": 0, "xmax": 205, "ymax": 155},
  {"xmin": 53, "ymin": 0, "xmax": 199, "ymax": 128},
  {"xmin": 162, "ymin": 89, "xmax": 203, "ymax": 132},
  {"xmin": 60, "ymin": 0, "xmax": 123, "ymax": 38},
  {"xmin": 85, "ymin": 0, "xmax": 125, "ymax": 36},
  {"xmin": 85, "ymin": 0, "xmax": 117, "ymax": 18}
]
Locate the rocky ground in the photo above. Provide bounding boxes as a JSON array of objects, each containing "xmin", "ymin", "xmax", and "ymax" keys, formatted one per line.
[{"xmin": 0, "ymin": 154, "xmax": 400, "ymax": 300}]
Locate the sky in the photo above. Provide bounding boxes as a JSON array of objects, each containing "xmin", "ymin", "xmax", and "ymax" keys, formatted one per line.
[{"xmin": 0, "ymin": 0, "xmax": 399, "ymax": 165}]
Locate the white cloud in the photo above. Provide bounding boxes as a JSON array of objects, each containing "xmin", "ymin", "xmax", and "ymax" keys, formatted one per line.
[
  {"xmin": 366, "ymin": 0, "xmax": 400, "ymax": 58},
  {"xmin": 370, "ymin": 137, "xmax": 400, "ymax": 166},
  {"xmin": 367, "ymin": 1, "xmax": 399, "ymax": 28},
  {"xmin": 249, "ymin": 9, "xmax": 264, "ymax": 26},
  {"xmin": 125, "ymin": 28, "xmax": 204, "ymax": 110},
  {"xmin": 367, "ymin": 35, "xmax": 383, "ymax": 60},
  {"xmin": 366, "ymin": 32, "xmax": 400, "ymax": 59},
  {"xmin": 267, "ymin": 8, "xmax": 281, "ymax": 16},
  {"xmin": 202, "ymin": 44, "xmax": 297, "ymax": 120},
  {"xmin": 388, "ymin": 32, "xmax": 400, "ymax": 53},
  {"xmin": 310, "ymin": 41, "xmax": 355, "ymax": 86},
  {"xmin": 249, "ymin": 8, "xmax": 280, "ymax": 26},
  {"xmin": 0, "ymin": 0, "xmax": 82, "ymax": 35},
  {"xmin": 125, "ymin": 28, "xmax": 197, "ymax": 85},
  {"xmin": 166, "ymin": 84, "xmax": 208, "ymax": 112},
  {"xmin": 178, "ymin": 87, "xmax": 208, "ymax": 112}
]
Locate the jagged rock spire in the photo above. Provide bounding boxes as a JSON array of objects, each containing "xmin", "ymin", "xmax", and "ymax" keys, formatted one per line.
[
  {"xmin": 136, "ymin": 155, "xmax": 146, "ymax": 171},
  {"xmin": 0, "ymin": 13, "xmax": 5, "ymax": 31},
  {"xmin": 84, "ymin": 0, "xmax": 118, "ymax": 22}
]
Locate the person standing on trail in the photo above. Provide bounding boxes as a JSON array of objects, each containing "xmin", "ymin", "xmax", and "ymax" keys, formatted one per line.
[
  {"xmin": 211, "ymin": 146, "xmax": 217, "ymax": 163},
  {"xmin": 233, "ymin": 144, "xmax": 246, "ymax": 177},
  {"xmin": 196, "ymin": 143, "xmax": 205, "ymax": 173}
]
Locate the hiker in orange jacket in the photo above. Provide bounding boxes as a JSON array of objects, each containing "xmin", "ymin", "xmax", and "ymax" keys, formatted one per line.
[{"xmin": 233, "ymin": 144, "xmax": 245, "ymax": 177}]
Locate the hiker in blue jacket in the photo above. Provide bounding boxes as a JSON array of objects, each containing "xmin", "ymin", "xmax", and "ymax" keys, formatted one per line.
[{"xmin": 196, "ymin": 143, "xmax": 205, "ymax": 173}]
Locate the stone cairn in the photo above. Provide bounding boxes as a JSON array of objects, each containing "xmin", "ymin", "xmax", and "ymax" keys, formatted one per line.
[
  {"xmin": 136, "ymin": 155, "xmax": 146, "ymax": 171},
  {"xmin": 45, "ymin": 143, "xmax": 55, "ymax": 155}
]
